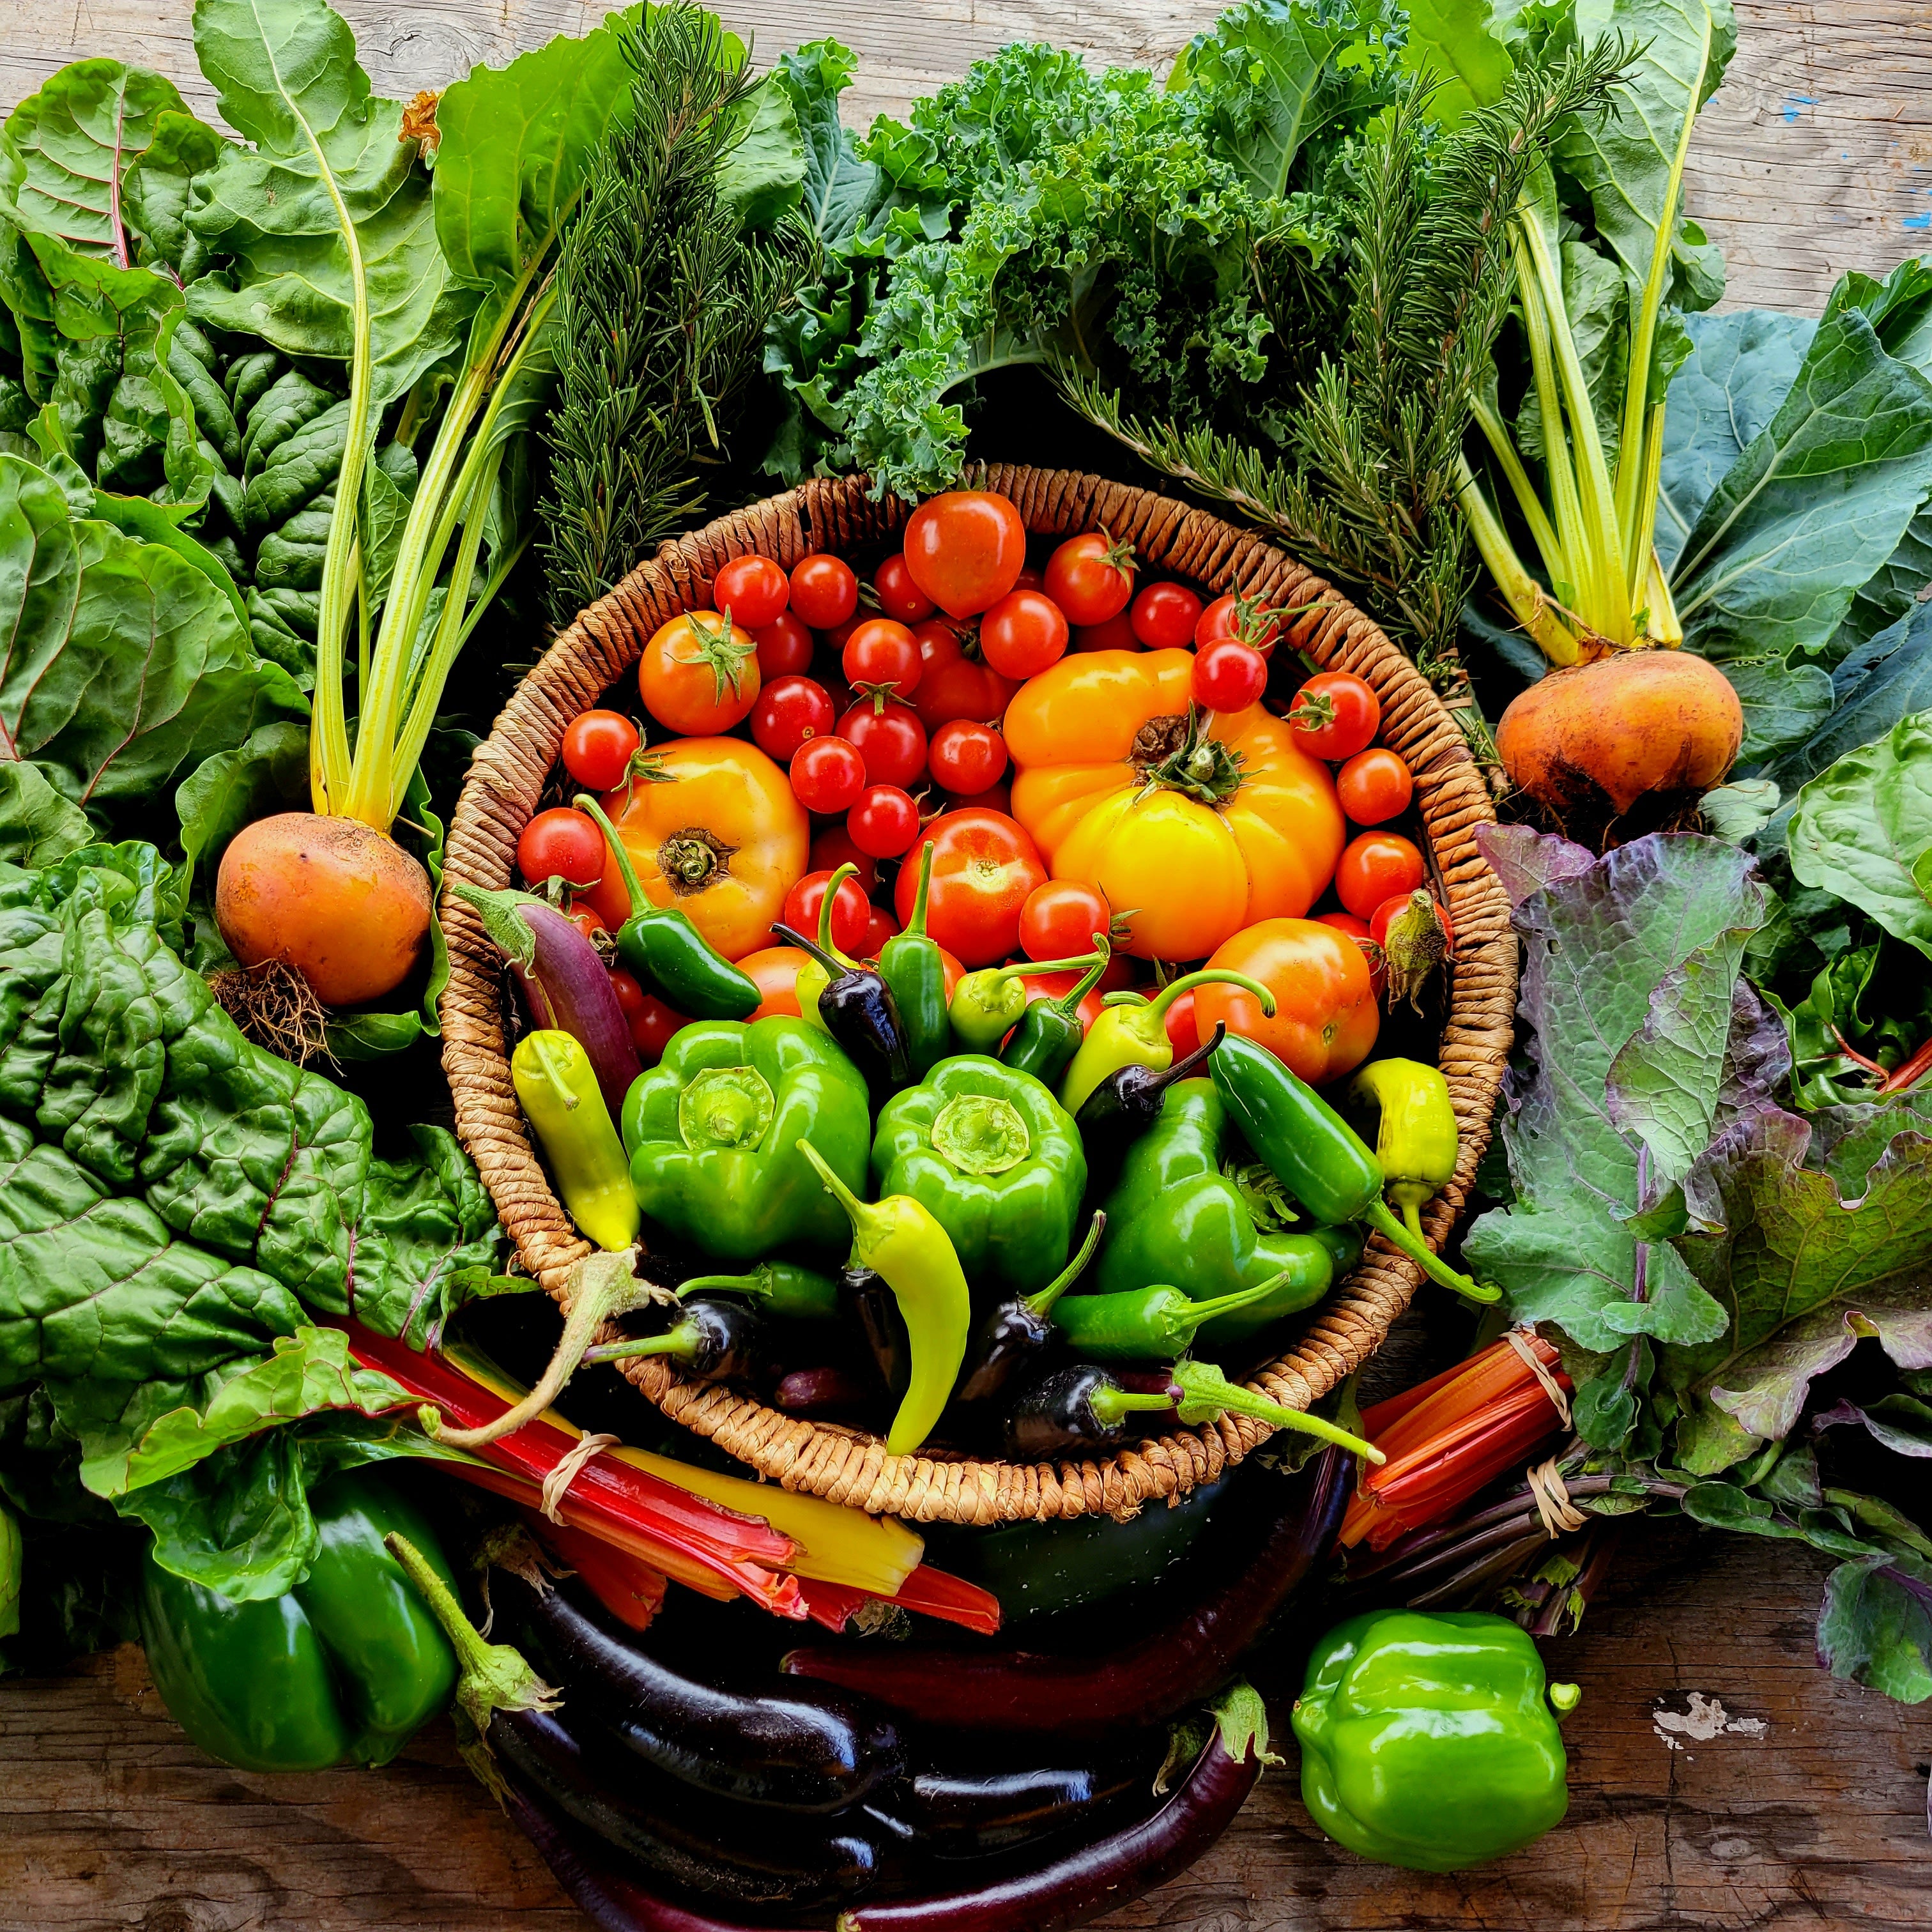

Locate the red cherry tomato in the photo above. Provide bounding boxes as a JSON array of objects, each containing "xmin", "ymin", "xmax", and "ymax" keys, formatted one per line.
[
  {"xmin": 1336, "ymin": 747, "xmax": 1414, "ymax": 826},
  {"xmin": 847, "ymin": 783, "xmax": 921, "ymax": 859},
  {"xmin": 628, "ymin": 993, "xmax": 686, "ymax": 1066},
  {"xmin": 810, "ymin": 825, "xmax": 878, "ymax": 894},
  {"xmin": 1044, "ymin": 528, "xmax": 1136, "ymax": 626},
  {"xmin": 712, "ymin": 553, "xmax": 790, "ymax": 629},
  {"xmin": 1195, "ymin": 592, "xmax": 1282, "ymax": 654},
  {"xmin": 560, "ymin": 710, "xmax": 641, "ymax": 792},
  {"xmin": 750, "ymin": 675, "xmax": 836, "ymax": 763},
  {"xmin": 841, "ymin": 618, "xmax": 923, "ymax": 702},
  {"xmin": 1071, "ymin": 610, "xmax": 1140, "ymax": 653},
  {"xmin": 789, "ymin": 735, "xmax": 868, "ymax": 815},
  {"xmin": 789, "ymin": 553, "xmax": 860, "ymax": 629},
  {"xmin": 1014, "ymin": 565, "xmax": 1046, "ymax": 594},
  {"xmin": 1131, "ymin": 581, "xmax": 1203, "ymax": 650},
  {"xmin": 946, "ymin": 783, "xmax": 1011, "ymax": 817},
  {"xmin": 979, "ymin": 589, "xmax": 1070, "ymax": 680},
  {"xmin": 781, "ymin": 868, "xmax": 871, "ymax": 955},
  {"xmin": 518, "ymin": 808, "xmax": 605, "ymax": 890},
  {"xmin": 912, "ymin": 618, "xmax": 1020, "ymax": 730},
  {"xmin": 927, "ymin": 719, "xmax": 1009, "ymax": 797},
  {"xmin": 1337, "ymin": 832, "xmax": 1426, "ymax": 918},
  {"xmin": 838, "ymin": 698, "xmax": 928, "ymax": 789},
  {"xmin": 1163, "ymin": 990, "xmax": 1197, "ymax": 1056},
  {"xmin": 1018, "ymin": 879, "xmax": 1112, "ymax": 962},
  {"xmin": 862, "ymin": 905, "xmax": 901, "ymax": 958},
  {"xmin": 1315, "ymin": 908, "xmax": 1372, "ymax": 939},
  {"xmin": 873, "ymin": 553, "xmax": 937, "ymax": 625},
  {"xmin": 902, "ymin": 491, "xmax": 1027, "ymax": 618},
  {"xmin": 820, "ymin": 612, "xmax": 865, "ymax": 659},
  {"xmin": 1192, "ymin": 638, "xmax": 1268, "ymax": 713},
  {"xmin": 1316, "ymin": 909, "xmax": 1386, "ymax": 998},
  {"xmin": 563, "ymin": 901, "xmax": 606, "ymax": 945},
  {"xmin": 894, "ymin": 809, "xmax": 1048, "ymax": 968},
  {"xmin": 752, "ymin": 610, "xmax": 814, "ymax": 679},
  {"xmin": 609, "ymin": 967, "xmax": 648, "ymax": 1021},
  {"xmin": 1289, "ymin": 671, "xmax": 1381, "ymax": 762},
  {"xmin": 1370, "ymin": 892, "xmax": 1454, "ymax": 951}
]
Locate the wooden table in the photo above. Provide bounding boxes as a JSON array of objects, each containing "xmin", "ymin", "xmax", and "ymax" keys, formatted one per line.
[{"xmin": 4, "ymin": 3, "xmax": 1931, "ymax": 1926}]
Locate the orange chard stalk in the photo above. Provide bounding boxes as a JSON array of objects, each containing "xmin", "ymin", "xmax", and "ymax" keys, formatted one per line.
[{"xmin": 1340, "ymin": 1334, "xmax": 1571, "ymax": 1553}]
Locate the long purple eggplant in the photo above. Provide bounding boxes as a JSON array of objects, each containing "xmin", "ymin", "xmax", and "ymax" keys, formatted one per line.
[
  {"xmin": 457, "ymin": 882, "xmax": 640, "ymax": 1121},
  {"xmin": 782, "ymin": 1446, "xmax": 1349, "ymax": 1740},
  {"xmin": 837, "ymin": 1682, "xmax": 1269, "ymax": 1932}
]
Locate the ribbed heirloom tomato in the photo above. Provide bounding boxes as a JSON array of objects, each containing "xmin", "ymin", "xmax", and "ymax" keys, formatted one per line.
[
  {"xmin": 894, "ymin": 809, "xmax": 1047, "ymax": 968},
  {"xmin": 1005, "ymin": 649, "xmax": 1346, "ymax": 961},
  {"xmin": 1194, "ymin": 917, "xmax": 1380, "ymax": 1084}
]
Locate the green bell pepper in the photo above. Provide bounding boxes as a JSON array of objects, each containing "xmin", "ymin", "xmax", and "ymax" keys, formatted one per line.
[
  {"xmin": 622, "ymin": 1016, "xmax": 870, "ymax": 1262},
  {"xmin": 1293, "ymin": 1609, "xmax": 1579, "ymax": 1872},
  {"xmin": 1095, "ymin": 1078, "xmax": 1336, "ymax": 1346},
  {"xmin": 136, "ymin": 1468, "xmax": 459, "ymax": 1774},
  {"xmin": 871, "ymin": 1055, "xmax": 1085, "ymax": 1296}
]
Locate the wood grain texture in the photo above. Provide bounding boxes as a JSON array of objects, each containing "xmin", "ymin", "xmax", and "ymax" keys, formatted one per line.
[
  {"xmin": 6, "ymin": 0, "xmax": 1932, "ymax": 315},
  {"xmin": 4, "ymin": 1527, "xmax": 1928, "ymax": 1932}
]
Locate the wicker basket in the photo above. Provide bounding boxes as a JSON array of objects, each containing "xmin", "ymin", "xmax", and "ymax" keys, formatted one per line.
[{"xmin": 439, "ymin": 466, "xmax": 1515, "ymax": 1526}]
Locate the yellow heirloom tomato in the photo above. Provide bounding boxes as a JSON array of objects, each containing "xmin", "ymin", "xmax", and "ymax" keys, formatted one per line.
[{"xmin": 1004, "ymin": 649, "xmax": 1346, "ymax": 961}]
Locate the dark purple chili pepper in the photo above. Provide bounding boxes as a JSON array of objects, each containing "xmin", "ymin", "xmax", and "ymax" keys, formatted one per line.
[
  {"xmin": 582, "ymin": 1295, "xmax": 762, "ymax": 1384},
  {"xmin": 781, "ymin": 1448, "xmax": 1350, "ymax": 1740},
  {"xmin": 1073, "ymin": 1023, "xmax": 1224, "ymax": 1202},
  {"xmin": 457, "ymin": 882, "xmax": 641, "ymax": 1122},
  {"xmin": 951, "ymin": 1212, "xmax": 1103, "ymax": 1411}
]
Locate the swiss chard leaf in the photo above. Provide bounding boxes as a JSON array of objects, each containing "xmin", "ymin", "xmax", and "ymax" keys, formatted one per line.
[
  {"xmin": 173, "ymin": 718, "xmax": 309, "ymax": 881},
  {"xmin": 0, "ymin": 764, "xmax": 92, "ymax": 867},
  {"xmin": 1814, "ymin": 1552, "xmax": 1932, "ymax": 1703}
]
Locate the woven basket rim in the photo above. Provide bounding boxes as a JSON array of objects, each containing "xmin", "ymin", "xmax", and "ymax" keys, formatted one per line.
[{"xmin": 438, "ymin": 464, "xmax": 1517, "ymax": 1526}]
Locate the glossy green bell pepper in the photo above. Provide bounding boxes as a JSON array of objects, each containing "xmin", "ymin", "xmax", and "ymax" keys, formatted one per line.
[
  {"xmin": 1094, "ymin": 1078, "xmax": 1336, "ymax": 1346},
  {"xmin": 1293, "ymin": 1609, "xmax": 1578, "ymax": 1872},
  {"xmin": 622, "ymin": 1016, "xmax": 870, "ymax": 1262},
  {"xmin": 136, "ymin": 1469, "xmax": 459, "ymax": 1774},
  {"xmin": 871, "ymin": 1055, "xmax": 1085, "ymax": 1296}
]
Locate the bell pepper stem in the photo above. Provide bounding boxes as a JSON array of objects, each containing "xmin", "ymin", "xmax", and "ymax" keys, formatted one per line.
[
  {"xmin": 1147, "ymin": 968, "xmax": 1277, "ymax": 1023},
  {"xmin": 385, "ymin": 1530, "xmax": 559, "ymax": 1804},
  {"xmin": 1051, "ymin": 933, "xmax": 1112, "ymax": 1016},
  {"xmin": 1170, "ymin": 1359, "xmax": 1384, "ymax": 1464},
  {"xmin": 1022, "ymin": 1209, "xmax": 1107, "ymax": 1319},
  {"xmin": 1401, "ymin": 1199, "xmax": 1428, "ymax": 1245},
  {"xmin": 1362, "ymin": 1196, "xmax": 1500, "ymax": 1304},
  {"xmin": 422, "ymin": 1250, "xmax": 656, "ymax": 1448},
  {"xmin": 1549, "ymin": 1681, "xmax": 1583, "ymax": 1717},
  {"xmin": 1089, "ymin": 1386, "xmax": 1182, "ymax": 1428},
  {"xmin": 905, "ymin": 841, "xmax": 934, "ymax": 940},
  {"xmin": 574, "ymin": 792, "xmax": 650, "ymax": 917}
]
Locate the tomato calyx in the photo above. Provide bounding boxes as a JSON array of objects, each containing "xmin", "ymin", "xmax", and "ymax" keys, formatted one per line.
[
  {"xmin": 1133, "ymin": 707, "xmax": 1245, "ymax": 805},
  {"xmin": 618, "ymin": 749, "xmax": 678, "ymax": 796},
  {"xmin": 1288, "ymin": 687, "xmax": 1337, "ymax": 732},
  {"xmin": 852, "ymin": 678, "xmax": 903, "ymax": 716},
  {"xmin": 657, "ymin": 827, "xmax": 736, "ymax": 893},
  {"xmin": 675, "ymin": 614, "xmax": 759, "ymax": 701}
]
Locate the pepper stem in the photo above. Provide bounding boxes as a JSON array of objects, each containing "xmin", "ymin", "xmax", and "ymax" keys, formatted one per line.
[
  {"xmin": 1170, "ymin": 1359, "xmax": 1384, "ymax": 1464},
  {"xmin": 1160, "ymin": 1021, "xmax": 1226, "ymax": 1089},
  {"xmin": 422, "ymin": 1250, "xmax": 654, "ymax": 1449},
  {"xmin": 1174, "ymin": 1274, "xmax": 1284, "ymax": 1328},
  {"xmin": 997, "ymin": 949, "xmax": 1105, "ymax": 983},
  {"xmin": 772, "ymin": 921, "xmax": 847, "ymax": 977},
  {"xmin": 1549, "ymin": 1682, "xmax": 1583, "ymax": 1716},
  {"xmin": 1050, "ymin": 933, "xmax": 1112, "ymax": 1017},
  {"xmin": 583, "ymin": 1320, "xmax": 694, "ymax": 1365},
  {"xmin": 526, "ymin": 1030, "xmax": 579, "ymax": 1112},
  {"xmin": 796, "ymin": 1137, "xmax": 887, "ymax": 1259},
  {"xmin": 1146, "ymin": 968, "xmax": 1276, "ymax": 1024},
  {"xmin": 905, "ymin": 841, "xmax": 934, "ymax": 940},
  {"xmin": 818, "ymin": 862, "xmax": 858, "ymax": 963},
  {"xmin": 1401, "ymin": 1199, "xmax": 1428, "ymax": 1245},
  {"xmin": 676, "ymin": 1266, "xmax": 767, "ymax": 1300},
  {"xmin": 1022, "ymin": 1209, "xmax": 1107, "ymax": 1319},
  {"xmin": 1362, "ymin": 1195, "xmax": 1500, "ymax": 1305},
  {"xmin": 386, "ymin": 1531, "xmax": 558, "ymax": 1805},
  {"xmin": 575, "ymin": 793, "xmax": 649, "ymax": 917},
  {"xmin": 1089, "ymin": 1385, "xmax": 1180, "ymax": 1427}
]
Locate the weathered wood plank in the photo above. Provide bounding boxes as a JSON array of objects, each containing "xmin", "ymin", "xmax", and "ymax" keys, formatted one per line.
[
  {"xmin": 6, "ymin": 1, "xmax": 1932, "ymax": 316},
  {"xmin": 4, "ymin": 1527, "xmax": 1928, "ymax": 1932}
]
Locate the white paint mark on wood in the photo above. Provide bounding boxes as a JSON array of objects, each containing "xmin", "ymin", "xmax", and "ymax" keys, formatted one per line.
[{"xmin": 1654, "ymin": 1692, "xmax": 1770, "ymax": 1749}]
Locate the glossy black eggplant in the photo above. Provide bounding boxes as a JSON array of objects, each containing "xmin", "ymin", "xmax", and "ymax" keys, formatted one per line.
[
  {"xmin": 951, "ymin": 1211, "xmax": 1104, "ymax": 1409},
  {"xmin": 583, "ymin": 1296, "xmax": 760, "ymax": 1383},
  {"xmin": 873, "ymin": 1756, "xmax": 1151, "ymax": 1859},
  {"xmin": 1074, "ymin": 1022, "xmax": 1225, "ymax": 1202},
  {"xmin": 772, "ymin": 921, "xmax": 910, "ymax": 1098},
  {"xmin": 491, "ymin": 1568, "xmax": 904, "ymax": 1813}
]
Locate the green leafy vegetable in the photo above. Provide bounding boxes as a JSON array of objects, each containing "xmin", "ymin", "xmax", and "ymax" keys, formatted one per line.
[{"xmin": 0, "ymin": 765, "xmax": 93, "ymax": 866}]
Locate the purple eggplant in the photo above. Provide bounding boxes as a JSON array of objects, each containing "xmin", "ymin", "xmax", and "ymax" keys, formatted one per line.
[{"xmin": 457, "ymin": 882, "xmax": 640, "ymax": 1121}]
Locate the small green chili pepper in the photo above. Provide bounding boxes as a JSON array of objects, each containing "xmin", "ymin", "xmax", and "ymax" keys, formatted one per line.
[
  {"xmin": 1050, "ymin": 1275, "xmax": 1289, "ymax": 1360},
  {"xmin": 797, "ymin": 1137, "xmax": 972, "ymax": 1458},
  {"xmin": 1211, "ymin": 1034, "xmax": 1496, "ymax": 1305},
  {"xmin": 878, "ymin": 843, "xmax": 952, "ymax": 1078},
  {"xmin": 949, "ymin": 948, "xmax": 1105, "ymax": 1054},
  {"xmin": 1349, "ymin": 1058, "xmax": 1459, "ymax": 1244},
  {"xmin": 511, "ymin": 1028, "xmax": 641, "ymax": 1252},
  {"xmin": 1059, "ymin": 968, "xmax": 1276, "ymax": 1116},
  {"xmin": 673, "ymin": 1260, "xmax": 841, "ymax": 1322},
  {"xmin": 576, "ymin": 793, "xmax": 760, "ymax": 1020},
  {"xmin": 999, "ymin": 933, "xmax": 1111, "ymax": 1085}
]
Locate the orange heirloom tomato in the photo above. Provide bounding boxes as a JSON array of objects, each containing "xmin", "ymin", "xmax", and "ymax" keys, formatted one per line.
[
  {"xmin": 583, "ymin": 737, "xmax": 808, "ymax": 962},
  {"xmin": 1004, "ymin": 649, "xmax": 1346, "ymax": 961},
  {"xmin": 1194, "ymin": 917, "xmax": 1380, "ymax": 1084},
  {"xmin": 736, "ymin": 946, "xmax": 813, "ymax": 1020},
  {"xmin": 640, "ymin": 610, "xmax": 762, "ymax": 735}
]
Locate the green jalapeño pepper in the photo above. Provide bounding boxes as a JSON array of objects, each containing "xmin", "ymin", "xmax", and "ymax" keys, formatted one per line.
[
  {"xmin": 999, "ymin": 935, "xmax": 1110, "ymax": 1086},
  {"xmin": 949, "ymin": 949, "xmax": 1105, "ymax": 1054},
  {"xmin": 1293, "ymin": 1609, "xmax": 1579, "ymax": 1872},
  {"xmin": 512, "ymin": 1029, "xmax": 640, "ymax": 1252},
  {"xmin": 137, "ymin": 1469, "xmax": 460, "ymax": 1774},
  {"xmin": 622, "ymin": 1017, "xmax": 870, "ymax": 1261},
  {"xmin": 576, "ymin": 794, "xmax": 760, "ymax": 1020},
  {"xmin": 798, "ymin": 1138, "xmax": 971, "ymax": 1456},
  {"xmin": 1210, "ymin": 1034, "xmax": 1496, "ymax": 1305},
  {"xmin": 1096, "ymin": 1079, "xmax": 1337, "ymax": 1347},
  {"xmin": 1059, "ymin": 968, "xmax": 1276, "ymax": 1115},
  {"xmin": 877, "ymin": 843, "xmax": 951, "ymax": 1078},
  {"xmin": 1349, "ymin": 1057, "xmax": 1459, "ymax": 1245},
  {"xmin": 871, "ymin": 1056, "xmax": 1086, "ymax": 1296}
]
